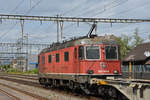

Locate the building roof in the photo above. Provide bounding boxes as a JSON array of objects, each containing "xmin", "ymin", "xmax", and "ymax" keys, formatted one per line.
[{"xmin": 123, "ymin": 42, "xmax": 150, "ymax": 62}]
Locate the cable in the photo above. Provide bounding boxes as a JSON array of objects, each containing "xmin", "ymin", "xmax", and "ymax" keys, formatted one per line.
[
  {"xmin": 44, "ymin": 0, "xmax": 126, "ymax": 39},
  {"xmin": 77, "ymin": 0, "xmax": 122, "ymax": 17},
  {"xmin": 0, "ymin": 0, "xmax": 43, "ymax": 41},
  {"xmin": 70, "ymin": 0, "xmax": 127, "ymax": 31},
  {"xmin": 103, "ymin": 1, "xmax": 150, "ymax": 34},
  {"xmin": 107, "ymin": 0, "xmax": 150, "ymax": 18},
  {"xmin": 44, "ymin": 0, "xmax": 89, "ymax": 38},
  {"xmin": 68, "ymin": 0, "xmax": 150, "ymax": 37},
  {"xmin": 11, "ymin": 0, "xmax": 25, "ymax": 13},
  {"xmin": 62, "ymin": 0, "xmax": 87, "ymax": 16},
  {"xmin": 94, "ymin": 0, "xmax": 128, "ymax": 17},
  {"xmin": 25, "ymin": 0, "xmax": 43, "ymax": 15},
  {"xmin": 63, "ymin": 0, "xmax": 128, "ymax": 34},
  {"xmin": 0, "ymin": 0, "xmax": 25, "ymax": 38},
  {"xmin": 101, "ymin": 1, "xmax": 150, "ymax": 35},
  {"xmin": 0, "ymin": 0, "xmax": 25, "ymax": 40}
]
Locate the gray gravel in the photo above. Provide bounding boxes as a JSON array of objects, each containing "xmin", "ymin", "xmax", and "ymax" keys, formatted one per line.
[{"xmin": 0, "ymin": 79, "xmax": 92, "ymax": 100}]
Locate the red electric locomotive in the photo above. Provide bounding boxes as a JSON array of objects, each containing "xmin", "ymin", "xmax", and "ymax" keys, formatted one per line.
[{"xmin": 38, "ymin": 34, "xmax": 121, "ymax": 91}]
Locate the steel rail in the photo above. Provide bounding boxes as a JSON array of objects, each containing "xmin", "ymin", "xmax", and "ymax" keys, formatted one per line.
[{"xmin": 0, "ymin": 88, "xmax": 20, "ymax": 100}]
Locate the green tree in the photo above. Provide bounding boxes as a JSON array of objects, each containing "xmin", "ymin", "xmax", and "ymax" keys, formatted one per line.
[
  {"xmin": 117, "ymin": 28, "xmax": 144, "ymax": 59},
  {"xmin": 117, "ymin": 34, "xmax": 132, "ymax": 59},
  {"xmin": 132, "ymin": 28, "xmax": 144, "ymax": 48}
]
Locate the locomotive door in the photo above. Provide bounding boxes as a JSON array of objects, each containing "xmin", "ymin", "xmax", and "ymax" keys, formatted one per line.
[
  {"xmin": 74, "ymin": 46, "xmax": 84, "ymax": 74},
  {"xmin": 74, "ymin": 48, "xmax": 79, "ymax": 73},
  {"xmin": 52, "ymin": 55, "xmax": 55, "ymax": 73}
]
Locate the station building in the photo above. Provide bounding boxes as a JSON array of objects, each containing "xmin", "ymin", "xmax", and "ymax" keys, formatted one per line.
[{"xmin": 122, "ymin": 42, "xmax": 150, "ymax": 79}]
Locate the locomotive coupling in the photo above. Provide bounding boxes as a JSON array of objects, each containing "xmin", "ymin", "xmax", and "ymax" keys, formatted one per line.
[
  {"xmin": 90, "ymin": 78, "xmax": 108, "ymax": 85},
  {"xmin": 98, "ymin": 80, "xmax": 108, "ymax": 85}
]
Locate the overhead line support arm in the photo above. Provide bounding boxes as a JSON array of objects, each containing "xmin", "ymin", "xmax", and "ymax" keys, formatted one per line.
[{"xmin": 0, "ymin": 14, "xmax": 150, "ymax": 23}]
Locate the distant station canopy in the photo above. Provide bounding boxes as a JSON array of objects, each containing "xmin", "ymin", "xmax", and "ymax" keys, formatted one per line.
[{"xmin": 123, "ymin": 42, "xmax": 150, "ymax": 65}]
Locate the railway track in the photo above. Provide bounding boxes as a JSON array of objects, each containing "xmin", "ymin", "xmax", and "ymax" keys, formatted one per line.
[
  {"xmin": 0, "ymin": 82, "xmax": 48, "ymax": 100},
  {"xmin": 0, "ymin": 73, "xmax": 38, "ymax": 80},
  {"xmin": 0, "ymin": 73, "xmax": 104, "ymax": 100},
  {"xmin": 0, "ymin": 88, "xmax": 20, "ymax": 100}
]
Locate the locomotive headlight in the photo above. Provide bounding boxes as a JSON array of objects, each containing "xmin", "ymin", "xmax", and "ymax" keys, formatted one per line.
[
  {"xmin": 114, "ymin": 70, "xmax": 118, "ymax": 74},
  {"xmin": 87, "ymin": 70, "xmax": 94, "ymax": 74},
  {"xmin": 101, "ymin": 62, "xmax": 107, "ymax": 68}
]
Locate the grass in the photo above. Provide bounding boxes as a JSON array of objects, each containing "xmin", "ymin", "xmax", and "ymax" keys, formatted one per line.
[
  {"xmin": 0, "ymin": 65, "xmax": 38, "ymax": 75},
  {"xmin": 6, "ymin": 68, "xmax": 38, "ymax": 75}
]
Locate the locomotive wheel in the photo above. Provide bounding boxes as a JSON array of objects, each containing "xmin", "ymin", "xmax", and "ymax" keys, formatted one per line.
[
  {"xmin": 98, "ymin": 86, "xmax": 105, "ymax": 96},
  {"xmin": 108, "ymin": 87, "xmax": 117, "ymax": 98},
  {"xmin": 44, "ymin": 84, "xmax": 50, "ymax": 88},
  {"xmin": 52, "ymin": 79, "xmax": 57, "ymax": 87},
  {"xmin": 69, "ymin": 81, "xmax": 74, "ymax": 90},
  {"xmin": 39, "ymin": 78, "xmax": 46, "ymax": 85}
]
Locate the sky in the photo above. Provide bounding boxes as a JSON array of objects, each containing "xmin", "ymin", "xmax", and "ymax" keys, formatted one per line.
[{"xmin": 0, "ymin": 0, "xmax": 150, "ymax": 44}]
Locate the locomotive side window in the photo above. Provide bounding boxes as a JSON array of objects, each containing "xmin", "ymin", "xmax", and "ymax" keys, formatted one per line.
[
  {"xmin": 105, "ymin": 46, "xmax": 118, "ymax": 60},
  {"xmin": 75, "ymin": 48, "xmax": 77, "ymax": 59},
  {"xmin": 86, "ymin": 46, "xmax": 100, "ymax": 59},
  {"xmin": 42, "ymin": 56, "xmax": 45, "ymax": 64},
  {"xmin": 79, "ymin": 46, "xmax": 84, "ymax": 60},
  {"xmin": 48, "ymin": 55, "xmax": 51, "ymax": 63},
  {"xmin": 64, "ymin": 52, "xmax": 69, "ymax": 61},
  {"xmin": 56, "ymin": 53, "xmax": 59, "ymax": 62}
]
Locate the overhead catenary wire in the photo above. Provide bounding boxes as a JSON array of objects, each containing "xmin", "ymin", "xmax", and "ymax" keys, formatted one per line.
[
  {"xmin": 62, "ymin": 0, "xmax": 121, "ymax": 29},
  {"xmin": 0, "ymin": 0, "xmax": 150, "ymax": 43},
  {"xmin": 102, "ymin": 1, "xmax": 150, "ymax": 34},
  {"xmin": 25, "ymin": 0, "xmax": 43, "ymax": 15},
  {"xmin": 64, "ymin": 0, "xmax": 150, "ymax": 37},
  {"xmin": 93, "ymin": 0, "xmax": 128, "ymax": 17},
  {"xmin": 107, "ymin": 0, "xmax": 150, "ymax": 18},
  {"xmin": 11, "ymin": 0, "xmax": 25, "ymax": 14},
  {"xmin": 63, "ymin": 0, "xmax": 128, "ymax": 35},
  {"xmin": 62, "ymin": 0, "xmax": 87, "ymax": 16},
  {"xmin": 0, "ymin": 0, "xmax": 25, "ymax": 40},
  {"xmin": 0, "ymin": 0, "xmax": 43, "ymax": 41},
  {"xmin": 77, "ymin": 0, "xmax": 126, "ymax": 17}
]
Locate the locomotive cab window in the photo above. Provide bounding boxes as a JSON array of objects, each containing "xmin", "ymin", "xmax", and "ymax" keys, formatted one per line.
[
  {"xmin": 86, "ymin": 46, "xmax": 100, "ymax": 59},
  {"xmin": 105, "ymin": 46, "xmax": 118, "ymax": 60},
  {"xmin": 56, "ymin": 53, "xmax": 59, "ymax": 62},
  {"xmin": 48, "ymin": 55, "xmax": 51, "ymax": 63},
  {"xmin": 42, "ymin": 56, "xmax": 45, "ymax": 64},
  {"xmin": 79, "ymin": 46, "xmax": 84, "ymax": 60},
  {"xmin": 64, "ymin": 52, "xmax": 69, "ymax": 61}
]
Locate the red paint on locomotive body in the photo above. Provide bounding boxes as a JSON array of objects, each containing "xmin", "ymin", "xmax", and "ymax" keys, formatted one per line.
[{"xmin": 38, "ymin": 35, "xmax": 121, "ymax": 77}]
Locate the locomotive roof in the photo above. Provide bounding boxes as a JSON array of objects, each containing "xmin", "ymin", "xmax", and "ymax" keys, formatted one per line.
[{"xmin": 40, "ymin": 35, "xmax": 118, "ymax": 53}]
